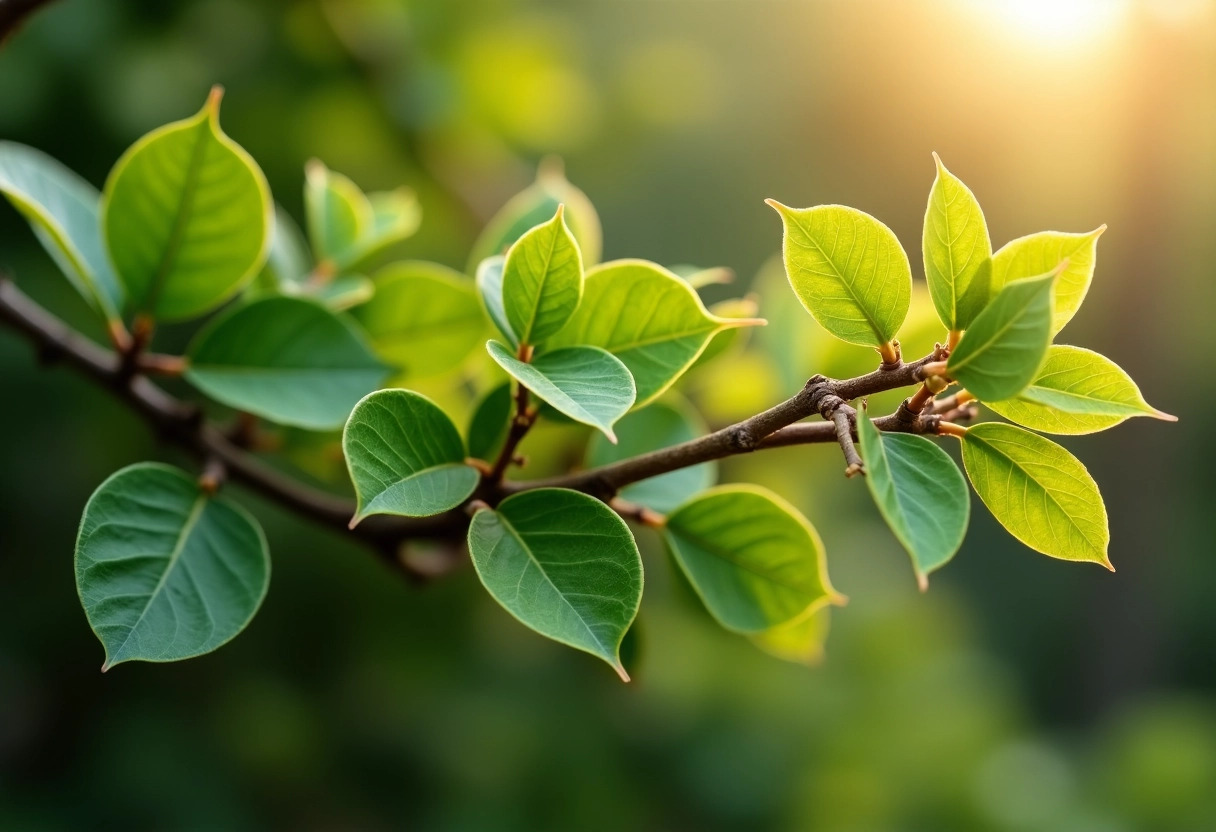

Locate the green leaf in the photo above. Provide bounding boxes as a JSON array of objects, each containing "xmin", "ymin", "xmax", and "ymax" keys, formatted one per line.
[
  {"xmin": 487, "ymin": 340, "xmax": 635, "ymax": 441},
  {"xmin": 305, "ymin": 160, "xmax": 366, "ymax": 267},
  {"xmin": 923, "ymin": 153, "xmax": 992, "ymax": 330},
  {"xmin": 75, "ymin": 462, "xmax": 270, "ymax": 670},
  {"xmin": 669, "ymin": 263, "xmax": 734, "ymax": 289},
  {"xmin": 664, "ymin": 485, "xmax": 842, "ymax": 633},
  {"xmin": 342, "ymin": 389, "xmax": 479, "ymax": 525},
  {"xmin": 543, "ymin": 260, "xmax": 763, "ymax": 407},
  {"xmin": 103, "ymin": 88, "xmax": 271, "ymax": 322},
  {"xmin": 502, "ymin": 205, "xmax": 583, "ymax": 345},
  {"xmin": 768, "ymin": 201, "xmax": 911, "ymax": 348},
  {"xmin": 306, "ymin": 274, "xmax": 375, "ymax": 311},
  {"xmin": 360, "ymin": 188, "xmax": 421, "ymax": 266},
  {"xmin": 991, "ymin": 227, "xmax": 1105, "ymax": 335},
  {"xmin": 0, "ymin": 141, "xmax": 124, "ymax": 320},
  {"xmin": 586, "ymin": 398, "xmax": 715, "ymax": 514},
  {"xmin": 985, "ymin": 345, "xmax": 1176, "ymax": 435},
  {"xmin": 467, "ymin": 383, "xmax": 513, "ymax": 462},
  {"xmin": 946, "ymin": 271, "xmax": 1056, "ymax": 401},
  {"xmin": 476, "ymin": 255, "xmax": 516, "ymax": 347},
  {"xmin": 961, "ymin": 422, "xmax": 1111, "ymax": 568},
  {"xmin": 857, "ymin": 411, "xmax": 970, "ymax": 589},
  {"xmin": 258, "ymin": 204, "xmax": 311, "ymax": 290},
  {"xmin": 467, "ymin": 158, "xmax": 602, "ymax": 271},
  {"xmin": 693, "ymin": 296, "xmax": 761, "ymax": 370},
  {"xmin": 185, "ymin": 296, "xmax": 387, "ymax": 430},
  {"xmin": 751, "ymin": 607, "xmax": 831, "ymax": 666},
  {"xmin": 467, "ymin": 488, "xmax": 642, "ymax": 680},
  {"xmin": 355, "ymin": 261, "xmax": 485, "ymax": 378}
]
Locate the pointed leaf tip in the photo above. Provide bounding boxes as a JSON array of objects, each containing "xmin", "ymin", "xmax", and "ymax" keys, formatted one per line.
[
  {"xmin": 614, "ymin": 663, "xmax": 631, "ymax": 683},
  {"xmin": 206, "ymin": 85, "xmax": 224, "ymax": 118}
]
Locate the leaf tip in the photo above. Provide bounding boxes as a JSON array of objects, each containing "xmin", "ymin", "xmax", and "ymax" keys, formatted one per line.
[
  {"xmin": 205, "ymin": 84, "xmax": 225, "ymax": 119},
  {"xmin": 1101, "ymin": 557, "xmax": 1116, "ymax": 573},
  {"xmin": 1151, "ymin": 408, "xmax": 1178, "ymax": 423},
  {"xmin": 916, "ymin": 572, "xmax": 930, "ymax": 593},
  {"xmin": 603, "ymin": 427, "xmax": 619, "ymax": 445},
  {"xmin": 931, "ymin": 150, "xmax": 945, "ymax": 172},
  {"xmin": 612, "ymin": 661, "xmax": 632, "ymax": 683},
  {"xmin": 348, "ymin": 514, "xmax": 363, "ymax": 530},
  {"xmin": 764, "ymin": 198, "xmax": 791, "ymax": 217},
  {"xmin": 1093, "ymin": 223, "xmax": 1109, "ymax": 239}
]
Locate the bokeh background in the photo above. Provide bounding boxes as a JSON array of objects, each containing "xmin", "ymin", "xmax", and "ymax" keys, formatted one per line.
[{"xmin": 2, "ymin": 0, "xmax": 1214, "ymax": 829}]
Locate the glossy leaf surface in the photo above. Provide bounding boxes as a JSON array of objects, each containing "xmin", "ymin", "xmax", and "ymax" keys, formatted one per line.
[{"xmin": 502, "ymin": 206, "xmax": 583, "ymax": 345}]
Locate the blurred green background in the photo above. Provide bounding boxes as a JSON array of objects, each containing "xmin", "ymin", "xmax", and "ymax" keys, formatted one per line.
[{"xmin": 2, "ymin": 0, "xmax": 1213, "ymax": 829}]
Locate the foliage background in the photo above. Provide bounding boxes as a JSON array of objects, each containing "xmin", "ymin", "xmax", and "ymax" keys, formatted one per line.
[{"xmin": 1, "ymin": 0, "xmax": 1213, "ymax": 829}]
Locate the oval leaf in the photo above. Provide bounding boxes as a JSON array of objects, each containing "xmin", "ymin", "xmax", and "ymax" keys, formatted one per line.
[
  {"xmin": 356, "ymin": 261, "xmax": 485, "ymax": 378},
  {"xmin": 486, "ymin": 340, "xmax": 635, "ymax": 442},
  {"xmin": 305, "ymin": 160, "xmax": 419, "ymax": 271},
  {"xmin": 991, "ymin": 227, "xmax": 1104, "ymax": 335},
  {"xmin": 664, "ymin": 485, "xmax": 842, "ymax": 633},
  {"xmin": 75, "ymin": 462, "xmax": 270, "ymax": 670},
  {"xmin": 768, "ymin": 201, "xmax": 911, "ymax": 348},
  {"xmin": 542, "ymin": 260, "xmax": 763, "ymax": 408},
  {"xmin": 923, "ymin": 153, "xmax": 992, "ymax": 330},
  {"xmin": 343, "ymin": 389, "xmax": 479, "ymax": 525},
  {"xmin": 0, "ymin": 142, "xmax": 124, "ymax": 320},
  {"xmin": 476, "ymin": 254, "xmax": 515, "ymax": 347},
  {"xmin": 947, "ymin": 272, "xmax": 1056, "ymax": 401},
  {"xmin": 467, "ymin": 488, "xmax": 642, "ymax": 680},
  {"xmin": 502, "ymin": 205, "xmax": 583, "ymax": 345},
  {"xmin": 103, "ymin": 88, "xmax": 271, "ymax": 321},
  {"xmin": 185, "ymin": 296, "xmax": 387, "ymax": 430},
  {"xmin": 858, "ymin": 412, "xmax": 970, "ymax": 589},
  {"xmin": 961, "ymin": 422, "xmax": 1111, "ymax": 568},
  {"xmin": 467, "ymin": 382, "xmax": 513, "ymax": 462},
  {"xmin": 985, "ymin": 345, "xmax": 1176, "ymax": 435}
]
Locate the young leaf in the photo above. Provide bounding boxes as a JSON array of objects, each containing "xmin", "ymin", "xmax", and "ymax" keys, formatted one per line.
[
  {"xmin": 306, "ymin": 274, "xmax": 375, "ymax": 311},
  {"xmin": 305, "ymin": 160, "xmax": 367, "ymax": 267},
  {"xmin": 103, "ymin": 87, "xmax": 271, "ymax": 321},
  {"xmin": 664, "ymin": 485, "xmax": 843, "ymax": 633},
  {"xmin": 467, "ymin": 383, "xmax": 513, "ymax": 461},
  {"xmin": 355, "ymin": 261, "xmax": 485, "ymax": 377},
  {"xmin": 961, "ymin": 423, "xmax": 1111, "ymax": 568},
  {"xmin": 185, "ymin": 296, "xmax": 387, "ymax": 430},
  {"xmin": 857, "ymin": 411, "xmax": 970, "ymax": 589},
  {"xmin": 586, "ymin": 398, "xmax": 716, "ymax": 514},
  {"xmin": 923, "ymin": 153, "xmax": 992, "ymax": 330},
  {"xmin": 75, "ymin": 462, "xmax": 270, "ymax": 670},
  {"xmin": 360, "ymin": 188, "xmax": 421, "ymax": 266},
  {"xmin": 991, "ymin": 227, "xmax": 1104, "ymax": 335},
  {"xmin": 502, "ymin": 205, "xmax": 583, "ymax": 345},
  {"xmin": 476, "ymin": 255, "xmax": 516, "ymax": 347},
  {"xmin": 946, "ymin": 272, "xmax": 1056, "ymax": 401},
  {"xmin": 542, "ymin": 260, "xmax": 763, "ymax": 407},
  {"xmin": 751, "ymin": 607, "xmax": 831, "ymax": 666},
  {"xmin": 767, "ymin": 201, "xmax": 911, "ymax": 348},
  {"xmin": 487, "ymin": 340, "xmax": 635, "ymax": 441},
  {"xmin": 0, "ymin": 142, "xmax": 124, "ymax": 320},
  {"xmin": 342, "ymin": 390, "xmax": 479, "ymax": 525},
  {"xmin": 985, "ymin": 345, "xmax": 1176, "ymax": 435},
  {"xmin": 467, "ymin": 488, "xmax": 642, "ymax": 681},
  {"xmin": 467, "ymin": 157, "xmax": 602, "ymax": 271}
]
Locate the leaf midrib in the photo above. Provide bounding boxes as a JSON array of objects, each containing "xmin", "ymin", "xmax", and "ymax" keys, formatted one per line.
[{"xmin": 790, "ymin": 212, "xmax": 885, "ymax": 339}]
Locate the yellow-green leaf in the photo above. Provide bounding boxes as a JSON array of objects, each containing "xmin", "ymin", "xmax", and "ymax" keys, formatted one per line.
[
  {"xmin": 750, "ymin": 607, "xmax": 831, "ymax": 666},
  {"xmin": 922, "ymin": 153, "xmax": 992, "ymax": 330},
  {"xmin": 991, "ymin": 226, "xmax": 1105, "ymax": 335},
  {"xmin": 502, "ymin": 206, "xmax": 583, "ymax": 345}
]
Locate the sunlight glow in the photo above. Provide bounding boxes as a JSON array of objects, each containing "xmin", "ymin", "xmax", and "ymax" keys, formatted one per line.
[{"xmin": 963, "ymin": 0, "xmax": 1133, "ymax": 46}]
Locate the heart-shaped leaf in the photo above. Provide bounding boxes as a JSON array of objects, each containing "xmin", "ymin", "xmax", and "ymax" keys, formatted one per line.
[
  {"xmin": 75, "ymin": 462, "xmax": 270, "ymax": 670},
  {"xmin": 502, "ymin": 205, "xmax": 583, "ymax": 345},
  {"xmin": 858, "ymin": 411, "xmax": 970, "ymax": 589},
  {"xmin": 991, "ymin": 227, "xmax": 1104, "ymax": 335},
  {"xmin": 947, "ymin": 271, "xmax": 1056, "ymax": 401},
  {"xmin": 961, "ymin": 422, "xmax": 1111, "ymax": 568},
  {"xmin": 487, "ymin": 340, "xmax": 635, "ymax": 441},
  {"xmin": 467, "ymin": 488, "xmax": 642, "ymax": 680},
  {"xmin": 768, "ymin": 201, "xmax": 911, "ymax": 348},
  {"xmin": 664, "ymin": 485, "xmax": 843, "ymax": 633},
  {"xmin": 0, "ymin": 142, "xmax": 124, "ymax": 320},
  {"xmin": 542, "ymin": 260, "xmax": 763, "ymax": 407},
  {"xmin": 343, "ymin": 389, "xmax": 479, "ymax": 525},
  {"xmin": 923, "ymin": 153, "xmax": 992, "ymax": 330},
  {"xmin": 185, "ymin": 296, "xmax": 387, "ymax": 430},
  {"xmin": 103, "ymin": 87, "xmax": 271, "ymax": 322},
  {"xmin": 985, "ymin": 345, "xmax": 1176, "ymax": 435}
]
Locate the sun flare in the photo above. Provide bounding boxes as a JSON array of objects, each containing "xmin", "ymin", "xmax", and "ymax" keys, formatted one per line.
[{"xmin": 963, "ymin": 0, "xmax": 1133, "ymax": 45}]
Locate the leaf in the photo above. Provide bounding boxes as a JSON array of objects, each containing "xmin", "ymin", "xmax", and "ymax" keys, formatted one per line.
[
  {"xmin": 360, "ymin": 188, "xmax": 421, "ymax": 266},
  {"xmin": 476, "ymin": 255, "xmax": 516, "ymax": 347},
  {"xmin": 0, "ymin": 142, "xmax": 124, "ymax": 320},
  {"xmin": 75, "ymin": 462, "xmax": 270, "ymax": 669},
  {"xmin": 502, "ymin": 205, "xmax": 584, "ymax": 345},
  {"xmin": 669, "ymin": 263, "xmax": 734, "ymax": 289},
  {"xmin": 991, "ymin": 227, "xmax": 1105, "ymax": 335},
  {"xmin": 185, "ymin": 296, "xmax": 387, "ymax": 430},
  {"xmin": 586, "ymin": 398, "xmax": 716, "ymax": 514},
  {"xmin": 543, "ymin": 260, "xmax": 763, "ymax": 407},
  {"xmin": 663, "ymin": 485, "xmax": 842, "ymax": 633},
  {"xmin": 355, "ymin": 261, "xmax": 485, "ymax": 377},
  {"xmin": 467, "ymin": 488, "xmax": 642, "ymax": 680},
  {"xmin": 467, "ymin": 157, "xmax": 602, "ymax": 271},
  {"xmin": 767, "ymin": 201, "xmax": 911, "ymax": 348},
  {"xmin": 467, "ymin": 383, "xmax": 514, "ymax": 461},
  {"xmin": 306, "ymin": 274, "xmax": 375, "ymax": 311},
  {"xmin": 342, "ymin": 389, "xmax": 479, "ymax": 524},
  {"xmin": 751, "ymin": 607, "xmax": 831, "ymax": 666},
  {"xmin": 985, "ymin": 345, "xmax": 1176, "ymax": 435},
  {"xmin": 102, "ymin": 87, "xmax": 271, "ymax": 322},
  {"xmin": 960, "ymin": 422, "xmax": 1111, "ymax": 568},
  {"xmin": 693, "ymin": 296, "xmax": 761, "ymax": 370},
  {"xmin": 487, "ymin": 340, "xmax": 635, "ymax": 441},
  {"xmin": 857, "ymin": 411, "xmax": 970, "ymax": 589},
  {"xmin": 946, "ymin": 272, "xmax": 1056, "ymax": 402},
  {"xmin": 258, "ymin": 204, "xmax": 311, "ymax": 289},
  {"xmin": 305, "ymin": 159, "xmax": 366, "ymax": 267},
  {"xmin": 922, "ymin": 153, "xmax": 992, "ymax": 330}
]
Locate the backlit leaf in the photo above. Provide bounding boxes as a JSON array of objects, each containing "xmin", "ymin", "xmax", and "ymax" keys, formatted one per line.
[
  {"xmin": 991, "ymin": 227, "xmax": 1104, "ymax": 335},
  {"xmin": 961, "ymin": 422, "xmax": 1111, "ymax": 568},
  {"xmin": 305, "ymin": 161, "xmax": 421, "ymax": 272},
  {"xmin": 750, "ymin": 607, "xmax": 831, "ymax": 666},
  {"xmin": 923, "ymin": 153, "xmax": 992, "ymax": 330},
  {"xmin": 467, "ymin": 488, "xmax": 642, "ymax": 680},
  {"xmin": 75, "ymin": 462, "xmax": 270, "ymax": 669},
  {"xmin": 502, "ymin": 206, "xmax": 583, "ymax": 345}
]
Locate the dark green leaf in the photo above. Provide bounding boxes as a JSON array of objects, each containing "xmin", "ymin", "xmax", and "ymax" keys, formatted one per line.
[{"xmin": 467, "ymin": 383, "xmax": 513, "ymax": 461}]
